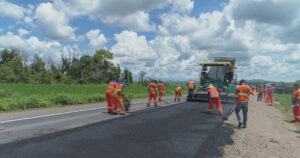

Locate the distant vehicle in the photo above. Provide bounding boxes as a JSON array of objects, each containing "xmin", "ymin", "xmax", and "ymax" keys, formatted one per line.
[{"xmin": 187, "ymin": 57, "xmax": 237, "ymax": 103}]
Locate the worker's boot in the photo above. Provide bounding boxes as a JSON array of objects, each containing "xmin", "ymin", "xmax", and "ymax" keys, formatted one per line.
[
  {"xmin": 242, "ymin": 124, "xmax": 247, "ymax": 128},
  {"xmin": 238, "ymin": 122, "xmax": 243, "ymax": 128},
  {"xmin": 146, "ymin": 104, "xmax": 150, "ymax": 107}
]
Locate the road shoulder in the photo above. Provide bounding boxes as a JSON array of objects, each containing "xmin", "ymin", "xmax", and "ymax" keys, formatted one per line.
[{"xmin": 222, "ymin": 96, "xmax": 300, "ymax": 158}]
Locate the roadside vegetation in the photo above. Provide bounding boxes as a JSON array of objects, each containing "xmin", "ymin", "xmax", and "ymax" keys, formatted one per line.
[
  {"xmin": 274, "ymin": 94, "xmax": 300, "ymax": 131},
  {"xmin": 0, "ymin": 82, "xmax": 187, "ymax": 111}
]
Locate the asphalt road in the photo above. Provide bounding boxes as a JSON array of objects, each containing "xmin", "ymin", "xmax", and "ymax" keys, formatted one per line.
[
  {"xmin": 0, "ymin": 97, "xmax": 179, "ymax": 144},
  {"xmin": 0, "ymin": 101, "xmax": 235, "ymax": 158}
]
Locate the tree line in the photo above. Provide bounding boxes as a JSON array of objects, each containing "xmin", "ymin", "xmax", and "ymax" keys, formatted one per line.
[{"xmin": 0, "ymin": 49, "xmax": 133, "ymax": 84}]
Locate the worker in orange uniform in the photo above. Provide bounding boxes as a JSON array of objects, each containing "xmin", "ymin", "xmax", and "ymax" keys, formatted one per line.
[
  {"xmin": 235, "ymin": 80, "xmax": 253, "ymax": 128},
  {"xmin": 207, "ymin": 84, "xmax": 223, "ymax": 115},
  {"xmin": 106, "ymin": 80, "xmax": 118, "ymax": 114},
  {"xmin": 157, "ymin": 81, "xmax": 165, "ymax": 102},
  {"xmin": 111, "ymin": 84, "xmax": 127, "ymax": 115},
  {"xmin": 174, "ymin": 86, "xmax": 183, "ymax": 102},
  {"xmin": 0, "ymin": 123, "xmax": 3, "ymax": 130},
  {"xmin": 264, "ymin": 85, "xmax": 268, "ymax": 103},
  {"xmin": 292, "ymin": 84, "xmax": 300, "ymax": 123},
  {"xmin": 147, "ymin": 80, "xmax": 158, "ymax": 107},
  {"xmin": 267, "ymin": 84, "xmax": 274, "ymax": 106},
  {"xmin": 187, "ymin": 80, "xmax": 195, "ymax": 99}
]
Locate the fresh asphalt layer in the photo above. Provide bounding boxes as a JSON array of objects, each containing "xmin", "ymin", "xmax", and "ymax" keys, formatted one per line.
[
  {"xmin": 0, "ymin": 97, "xmax": 179, "ymax": 144},
  {"xmin": 0, "ymin": 101, "xmax": 235, "ymax": 158}
]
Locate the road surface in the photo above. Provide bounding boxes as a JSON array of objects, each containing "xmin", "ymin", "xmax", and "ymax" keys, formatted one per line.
[{"xmin": 0, "ymin": 98, "xmax": 235, "ymax": 158}]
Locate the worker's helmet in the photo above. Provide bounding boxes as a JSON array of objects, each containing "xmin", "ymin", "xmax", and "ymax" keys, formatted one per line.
[
  {"xmin": 153, "ymin": 80, "xmax": 157, "ymax": 83},
  {"xmin": 239, "ymin": 79, "xmax": 246, "ymax": 85}
]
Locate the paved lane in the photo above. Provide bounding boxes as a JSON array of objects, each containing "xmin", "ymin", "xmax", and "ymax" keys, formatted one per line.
[
  {"xmin": 0, "ymin": 101, "xmax": 235, "ymax": 158},
  {"xmin": 0, "ymin": 97, "xmax": 181, "ymax": 144}
]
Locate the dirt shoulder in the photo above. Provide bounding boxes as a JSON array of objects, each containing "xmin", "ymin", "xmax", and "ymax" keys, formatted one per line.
[{"xmin": 222, "ymin": 96, "xmax": 300, "ymax": 158}]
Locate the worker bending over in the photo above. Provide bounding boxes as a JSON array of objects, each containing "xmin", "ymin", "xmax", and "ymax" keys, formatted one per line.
[
  {"xmin": 106, "ymin": 80, "xmax": 118, "ymax": 113},
  {"xmin": 234, "ymin": 80, "xmax": 253, "ymax": 128},
  {"xmin": 112, "ymin": 84, "xmax": 127, "ymax": 115},
  {"xmin": 147, "ymin": 80, "xmax": 158, "ymax": 107},
  {"xmin": 207, "ymin": 84, "xmax": 223, "ymax": 115},
  {"xmin": 187, "ymin": 80, "xmax": 195, "ymax": 98},
  {"xmin": 292, "ymin": 84, "xmax": 300, "ymax": 123},
  {"xmin": 158, "ymin": 81, "xmax": 165, "ymax": 102},
  {"xmin": 174, "ymin": 86, "xmax": 183, "ymax": 102}
]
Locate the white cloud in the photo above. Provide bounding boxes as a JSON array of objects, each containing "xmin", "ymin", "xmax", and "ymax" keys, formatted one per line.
[
  {"xmin": 18, "ymin": 28, "xmax": 30, "ymax": 36},
  {"xmin": 169, "ymin": 0, "xmax": 194, "ymax": 13},
  {"xmin": 0, "ymin": 32, "xmax": 69, "ymax": 63},
  {"xmin": 34, "ymin": 2, "xmax": 82, "ymax": 41},
  {"xmin": 85, "ymin": 29, "xmax": 107, "ymax": 50},
  {"xmin": 0, "ymin": 0, "xmax": 26, "ymax": 19}
]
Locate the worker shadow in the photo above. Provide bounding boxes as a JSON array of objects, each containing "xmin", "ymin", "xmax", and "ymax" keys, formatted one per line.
[
  {"xmin": 222, "ymin": 122, "xmax": 240, "ymax": 129},
  {"xmin": 288, "ymin": 130, "xmax": 300, "ymax": 135},
  {"xmin": 284, "ymin": 120, "xmax": 297, "ymax": 124},
  {"xmin": 200, "ymin": 111, "xmax": 220, "ymax": 116},
  {"xmin": 193, "ymin": 120, "xmax": 235, "ymax": 157}
]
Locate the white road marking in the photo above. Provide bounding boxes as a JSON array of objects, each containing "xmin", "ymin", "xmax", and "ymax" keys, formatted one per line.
[
  {"xmin": 0, "ymin": 97, "xmax": 176, "ymax": 124},
  {"xmin": 1, "ymin": 107, "xmax": 105, "ymax": 124}
]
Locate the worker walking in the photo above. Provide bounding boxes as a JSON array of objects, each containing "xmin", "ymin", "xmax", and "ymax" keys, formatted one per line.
[
  {"xmin": 267, "ymin": 84, "xmax": 274, "ymax": 106},
  {"xmin": 157, "ymin": 81, "xmax": 165, "ymax": 102},
  {"xmin": 187, "ymin": 80, "xmax": 195, "ymax": 98},
  {"xmin": 106, "ymin": 80, "xmax": 118, "ymax": 114},
  {"xmin": 147, "ymin": 80, "xmax": 158, "ymax": 107},
  {"xmin": 174, "ymin": 86, "xmax": 183, "ymax": 102},
  {"xmin": 264, "ymin": 86, "xmax": 268, "ymax": 103},
  {"xmin": 207, "ymin": 84, "xmax": 223, "ymax": 115},
  {"xmin": 112, "ymin": 84, "xmax": 127, "ymax": 115},
  {"xmin": 257, "ymin": 86, "xmax": 263, "ymax": 102},
  {"xmin": 234, "ymin": 80, "xmax": 253, "ymax": 128},
  {"xmin": 292, "ymin": 84, "xmax": 300, "ymax": 123}
]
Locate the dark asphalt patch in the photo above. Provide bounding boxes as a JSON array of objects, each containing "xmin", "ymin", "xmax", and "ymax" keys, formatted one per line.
[{"xmin": 0, "ymin": 102, "xmax": 235, "ymax": 158}]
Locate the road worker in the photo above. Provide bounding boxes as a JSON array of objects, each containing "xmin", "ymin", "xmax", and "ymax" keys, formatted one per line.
[
  {"xmin": 0, "ymin": 123, "xmax": 3, "ymax": 130},
  {"xmin": 147, "ymin": 80, "xmax": 158, "ymax": 107},
  {"xmin": 157, "ymin": 81, "xmax": 165, "ymax": 102},
  {"xmin": 267, "ymin": 84, "xmax": 274, "ymax": 106},
  {"xmin": 207, "ymin": 84, "xmax": 223, "ymax": 115},
  {"xmin": 187, "ymin": 80, "xmax": 195, "ymax": 98},
  {"xmin": 106, "ymin": 80, "xmax": 118, "ymax": 114},
  {"xmin": 292, "ymin": 84, "xmax": 300, "ymax": 123},
  {"xmin": 111, "ymin": 84, "xmax": 127, "ymax": 115},
  {"xmin": 174, "ymin": 86, "xmax": 183, "ymax": 102},
  {"xmin": 234, "ymin": 80, "xmax": 253, "ymax": 128},
  {"xmin": 264, "ymin": 85, "xmax": 268, "ymax": 103},
  {"xmin": 257, "ymin": 86, "xmax": 263, "ymax": 102}
]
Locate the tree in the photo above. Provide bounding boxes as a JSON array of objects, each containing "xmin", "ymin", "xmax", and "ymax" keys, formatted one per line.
[{"xmin": 139, "ymin": 71, "xmax": 147, "ymax": 83}]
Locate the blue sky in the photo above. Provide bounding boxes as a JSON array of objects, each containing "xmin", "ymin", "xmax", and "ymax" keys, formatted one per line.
[{"xmin": 0, "ymin": 0, "xmax": 299, "ymax": 82}]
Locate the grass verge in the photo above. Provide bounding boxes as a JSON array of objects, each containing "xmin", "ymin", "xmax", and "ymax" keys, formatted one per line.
[
  {"xmin": 274, "ymin": 94, "xmax": 300, "ymax": 131},
  {"xmin": 0, "ymin": 82, "xmax": 188, "ymax": 112}
]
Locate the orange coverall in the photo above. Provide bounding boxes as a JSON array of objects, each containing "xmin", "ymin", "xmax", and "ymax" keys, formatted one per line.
[
  {"xmin": 106, "ymin": 81, "xmax": 117, "ymax": 113},
  {"xmin": 292, "ymin": 89, "xmax": 300, "ymax": 122},
  {"xmin": 264, "ymin": 88, "xmax": 268, "ymax": 103},
  {"xmin": 112, "ymin": 84, "xmax": 125, "ymax": 115},
  {"xmin": 174, "ymin": 87, "xmax": 182, "ymax": 102},
  {"xmin": 208, "ymin": 86, "xmax": 223, "ymax": 115},
  {"xmin": 147, "ymin": 82, "xmax": 158, "ymax": 106},
  {"xmin": 158, "ymin": 83, "xmax": 165, "ymax": 101}
]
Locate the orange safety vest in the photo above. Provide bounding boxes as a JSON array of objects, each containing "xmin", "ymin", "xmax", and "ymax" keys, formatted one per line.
[
  {"xmin": 208, "ymin": 86, "xmax": 219, "ymax": 98},
  {"xmin": 148, "ymin": 82, "xmax": 157, "ymax": 94},
  {"xmin": 188, "ymin": 81, "xmax": 195, "ymax": 90},
  {"xmin": 235, "ymin": 85, "xmax": 253, "ymax": 102},
  {"xmin": 106, "ymin": 82, "xmax": 117, "ymax": 94},
  {"xmin": 158, "ymin": 83, "xmax": 164, "ymax": 91},
  {"xmin": 112, "ymin": 84, "xmax": 123, "ymax": 97},
  {"xmin": 176, "ymin": 87, "xmax": 183, "ymax": 93},
  {"xmin": 292, "ymin": 89, "xmax": 300, "ymax": 102}
]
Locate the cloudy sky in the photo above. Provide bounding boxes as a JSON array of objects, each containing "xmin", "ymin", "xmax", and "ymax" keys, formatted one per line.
[{"xmin": 0, "ymin": 0, "xmax": 299, "ymax": 82}]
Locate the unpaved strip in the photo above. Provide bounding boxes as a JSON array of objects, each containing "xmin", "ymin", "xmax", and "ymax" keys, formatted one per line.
[{"xmin": 222, "ymin": 97, "xmax": 300, "ymax": 158}]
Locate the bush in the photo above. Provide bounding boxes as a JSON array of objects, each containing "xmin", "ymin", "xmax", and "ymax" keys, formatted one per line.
[
  {"xmin": 0, "ymin": 89, "xmax": 12, "ymax": 98},
  {"xmin": 54, "ymin": 94, "xmax": 77, "ymax": 105},
  {"xmin": 25, "ymin": 96, "xmax": 51, "ymax": 109}
]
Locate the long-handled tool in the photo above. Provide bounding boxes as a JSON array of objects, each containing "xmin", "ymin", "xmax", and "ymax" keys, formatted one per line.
[
  {"xmin": 222, "ymin": 103, "xmax": 237, "ymax": 121},
  {"xmin": 122, "ymin": 95, "xmax": 131, "ymax": 111}
]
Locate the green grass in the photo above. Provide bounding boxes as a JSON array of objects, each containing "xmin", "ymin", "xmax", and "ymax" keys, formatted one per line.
[
  {"xmin": 274, "ymin": 94, "xmax": 300, "ymax": 131},
  {"xmin": 0, "ymin": 82, "xmax": 188, "ymax": 111}
]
